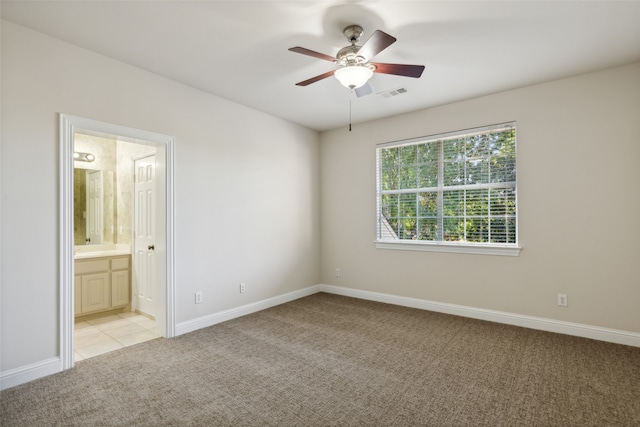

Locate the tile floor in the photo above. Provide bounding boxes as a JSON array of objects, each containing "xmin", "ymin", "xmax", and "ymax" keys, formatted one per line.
[{"xmin": 75, "ymin": 312, "xmax": 160, "ymax": 361}]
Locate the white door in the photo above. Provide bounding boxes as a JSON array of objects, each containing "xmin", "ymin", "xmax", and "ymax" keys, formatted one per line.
[
  {"xmin": 86, "ymin": 170, "xmax": 103, "ymax": 244},
  {"xmin": 134, "ymin": 155, "xmax": 156, "ymax": 317}
]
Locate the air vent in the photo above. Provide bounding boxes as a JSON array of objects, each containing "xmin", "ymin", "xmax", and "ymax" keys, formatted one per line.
[{"xmin": 378, "ymin": 87, "xmax": 408, "ymax": 98}]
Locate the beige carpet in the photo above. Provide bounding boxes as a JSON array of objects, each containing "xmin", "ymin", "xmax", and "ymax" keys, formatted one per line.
[{"xmin": 2, "ymin": 293, "xmax": 639, "ymax": 426}]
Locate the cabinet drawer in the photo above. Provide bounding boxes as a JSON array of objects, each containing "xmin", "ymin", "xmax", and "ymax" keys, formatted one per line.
[
  {"xmin": 111, "ymin": 257, "xmax": 130, "ymax": 270},
  {"xmin": 75, "ymin": 259, "xmax": 109, "ymax": 275}
]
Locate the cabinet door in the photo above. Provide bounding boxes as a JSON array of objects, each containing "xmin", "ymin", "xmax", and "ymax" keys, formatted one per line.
[
  {"xmin": 81, "ymin": 272, "xmax": 110, "ymax": 314},
  {"xmin": 111, "ymin": 270, "xmax": 130, "ymax": 308}
]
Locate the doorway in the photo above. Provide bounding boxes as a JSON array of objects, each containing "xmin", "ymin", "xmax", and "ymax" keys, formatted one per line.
[{"xmin": 60, "ymin": 114, "xmax": 175, "ymax": 370}]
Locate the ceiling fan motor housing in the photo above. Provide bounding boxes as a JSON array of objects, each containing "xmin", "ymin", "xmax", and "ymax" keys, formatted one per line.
[
  {"xmin": 336, "ymin": 45, "xmax": 366, "ymax": 65},
  {"xmin": 343, "ymin": 25, "xmax": 364, "ymax": 44},
  {"xmin": 337, "ymin": 25, "xmax": 375, "ymax": 69}
]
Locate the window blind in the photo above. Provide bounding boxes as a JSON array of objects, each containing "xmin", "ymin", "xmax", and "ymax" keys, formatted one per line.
[{"xmin": 377, "ymin": 122, "xmax": 517, "ymax": 246}]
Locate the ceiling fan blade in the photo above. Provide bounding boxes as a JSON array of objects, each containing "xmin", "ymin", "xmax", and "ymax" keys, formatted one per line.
[
  {"xmin": 288, "ymin": 47, "xmax": 336, "ymax": 62},
  {"xmin": 372, "ymin": 63, "xmax": 425, "ymax": 78},
  {"xmin": 355, "ymin": 82, "xmax": 373, "ymax": 97},
  {"xmin": 295, "ymin": 70, "xmax": 336, "ymax": 86},
  {"xmin": 357, "ymin": 30, "xmax": 396, "ymax": 61}
]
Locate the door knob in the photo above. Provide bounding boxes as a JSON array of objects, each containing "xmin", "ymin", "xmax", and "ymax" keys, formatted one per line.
[{"xmin": 148, "ymin": 245, "xmax": 155, "ymax": 251}]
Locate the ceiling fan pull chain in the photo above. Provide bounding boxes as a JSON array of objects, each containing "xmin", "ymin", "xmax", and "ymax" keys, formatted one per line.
[{"xmin": 349, "ymin": 91, "xmax": 353, "ymax": 132}]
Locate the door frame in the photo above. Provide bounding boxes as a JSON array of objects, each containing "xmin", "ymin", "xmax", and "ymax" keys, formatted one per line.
[{"xmin": 59, "ymin": 114, "xmax": 176, "ymax": 370}]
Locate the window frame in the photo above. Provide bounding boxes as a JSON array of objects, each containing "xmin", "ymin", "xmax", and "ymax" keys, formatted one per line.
[{"xmin": 375, "ymin": 122, "xmax": 521, "ymax": 256}]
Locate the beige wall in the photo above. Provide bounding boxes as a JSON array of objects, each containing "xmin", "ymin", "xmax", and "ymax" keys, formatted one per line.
[
  {"xmin": 74, "ymin": 133, "xmax": 117, "ymax": 172},
  {"xmin": 320, "ymin": 62, "xmax": 640, "ymax": 333},
  {"xmin": 1, "ymin": 20, "xmax": 320, "ymax": 373}
]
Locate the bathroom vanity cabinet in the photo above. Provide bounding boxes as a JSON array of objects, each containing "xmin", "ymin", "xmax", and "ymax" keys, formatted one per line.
[{"xmin": 74, "ymin": 255, "xmax": 131, "ymax": 318}]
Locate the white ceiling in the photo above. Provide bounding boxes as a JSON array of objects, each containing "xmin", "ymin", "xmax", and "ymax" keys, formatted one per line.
[{"xmin": 2, "ymin": 1, "xmax": 639, "ymax": 132}]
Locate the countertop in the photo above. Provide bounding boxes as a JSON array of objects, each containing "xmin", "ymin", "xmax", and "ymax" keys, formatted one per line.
[{"xmin": 74, "ymin": 244, "xmax": 131, "ymax": 260}]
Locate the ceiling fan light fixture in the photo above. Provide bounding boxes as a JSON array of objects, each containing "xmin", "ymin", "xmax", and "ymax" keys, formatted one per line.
[{"xmin": 334, "ymin": 65, "xmax": 373, "ymax": 89}]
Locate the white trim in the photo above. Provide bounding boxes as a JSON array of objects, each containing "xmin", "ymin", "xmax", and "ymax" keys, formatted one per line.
[
  {"xmin": 5, "ymin": 283, "xmax": 639, "ymax": 388},
  {"xmin": 0, "ymin": 358, "xmax": 62, "ymax": 390},
  {"xmin": 377, "ymin": 121, "xmax": 516, "ymax": 149},
  {"xmin": 376, "ymin": 122, "xmax": 518, "ymax": 250},
  {"xmin": 375, "ymin": 241, "xmax": 521, "ymax": 256},
  {"xmin": 164, "ymin": 134, "xmax": 176, "ymax": 338},
  {"xmin": 175, "ymin": 286, "xmax": 321, "ymax": 336},
  {"xmin": 179, "ymin": 283, "xmax": 640, "ymax": 347},
  {"xmin": 59, "ymin": 114, "xmax": 177, "ymax": 373},
  {"xmin": 318, "ymin": 284, "xmax": 640, "ymax": 347},
  {"xmin": 59, "ymin": 116, "xmax": 75, "ymax": 371}
]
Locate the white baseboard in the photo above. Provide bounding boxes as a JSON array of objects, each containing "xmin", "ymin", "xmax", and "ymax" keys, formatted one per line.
[
  {"xmin": 175, "ymin": 285, "xmax": 322, "ymax": 336},
  {"xmin": 0, "ymin": 357, "xmax": 62, "ymax": 391},
  {"xmin": 317, "ymin": 284, "xmax": 640, "ymax": 348},
  {"xmin": 4, "ymin": 284, "xmax": 638, "ymax": 390}
]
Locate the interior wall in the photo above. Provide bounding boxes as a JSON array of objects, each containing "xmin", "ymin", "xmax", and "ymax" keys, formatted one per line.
[
  {"xmin": 320, "ymin": 61, "xmax": 640, "ymax": 334},
  {"xmin": 0, "ymin": 21, "xmax": 320, "ymax": 373}
]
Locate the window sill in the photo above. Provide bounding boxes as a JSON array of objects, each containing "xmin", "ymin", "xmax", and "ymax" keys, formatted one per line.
[{"xmin": 375, "ymin": 240, "xmax": 521, "ymax": 256}]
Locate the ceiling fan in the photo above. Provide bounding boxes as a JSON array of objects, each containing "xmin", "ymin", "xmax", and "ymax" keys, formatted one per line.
[{"xmin": 289, "ymin": 25, "xmax": 425, "ymax": 97}]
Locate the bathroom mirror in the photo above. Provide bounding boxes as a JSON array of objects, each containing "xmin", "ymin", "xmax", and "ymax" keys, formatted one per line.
[{"xmin": 74, "ymin": 168, "xmax": 116, "ymax": 245}]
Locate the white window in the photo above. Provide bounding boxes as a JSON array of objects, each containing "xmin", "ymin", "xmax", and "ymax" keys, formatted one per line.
[{"xmin": 376, "ymin": 122, "xmax": 519, "ymax": 255}]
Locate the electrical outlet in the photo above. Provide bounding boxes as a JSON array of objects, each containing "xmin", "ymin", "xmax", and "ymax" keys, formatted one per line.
[
  {"xmin": 335, "ymin": 268, "xmax": 341, "ymax": 277},
  {"xmin": 195, "ymin": 291, "xmax": 203, "ymax": 304},
  {"xmin": 557, "ymin": 293, "xmax": 568, "ymax": 307},
  {"xmin": 240, "ymin": 283, "xmax": 246, "ymax": 294}
]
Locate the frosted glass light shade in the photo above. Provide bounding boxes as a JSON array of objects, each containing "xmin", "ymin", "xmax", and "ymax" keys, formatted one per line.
[
  {"xmin": 334, "ymin": 66, "xmax": 373, "ymax": 89},
  {"xmin": 74, "ymin": 152, "xmax": 95, "ymax": 162}
]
